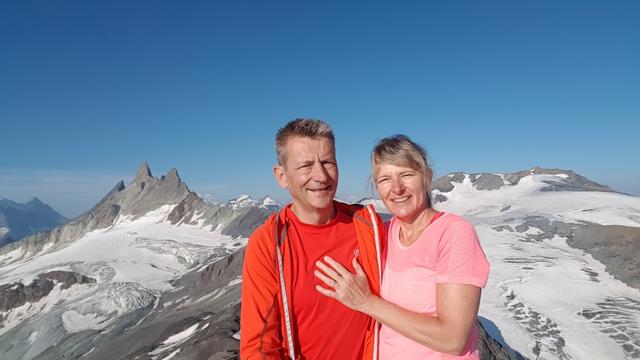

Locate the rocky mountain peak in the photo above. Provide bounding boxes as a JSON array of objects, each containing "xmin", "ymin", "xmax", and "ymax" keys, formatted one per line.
[
  {"xmin": 259, "ymin": 196, "xmax": 282, "ymax": 210},
  {"xmin": 227, "ymin": 194, "xmax": 258, "ymax": 209},
  {"xmin": 431, "ymin": 167, "xmax": 617, "ymax": 204},
  {"xmin": 113, "ymin": 180, "xmax": 126, "ymax": 192},
  {"xmin": 27, "ymin": 197, "xmax": 45, "ymax": 205},
  {"xmin": 0, "ymin": 162, "xmax": 192, "ymax": 259},
  {"xmin": 134, "ymin": 161, "xmax": 152, "ymax": 183},
  {"xmin": 0, "ymin": 197, "xmax": 67, "ymax": 247},
  {"xmin": 163, "ymin": 168, "xmax": 181, "ymax": 183}
]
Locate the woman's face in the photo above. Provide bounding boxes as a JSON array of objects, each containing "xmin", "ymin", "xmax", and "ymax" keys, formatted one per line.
[{"xmin": 374, "ymin": 162, "xmax": 429, "ymax": 222}]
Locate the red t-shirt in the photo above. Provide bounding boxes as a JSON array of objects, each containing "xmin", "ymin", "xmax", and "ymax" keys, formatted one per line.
[{"xmin": 285, "ymin": 205, "xmax": 370, "ymax": 360}]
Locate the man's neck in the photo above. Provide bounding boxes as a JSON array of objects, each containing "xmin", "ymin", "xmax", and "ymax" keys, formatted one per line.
[{"xmin": 290, "ymin": 202, "xmax": 337, "ymax": 225}]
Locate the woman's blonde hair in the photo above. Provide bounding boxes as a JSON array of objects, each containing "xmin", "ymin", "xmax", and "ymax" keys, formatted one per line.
[{"xmin": 371, "ymin": 134, "xmax": 433, "ymax": 204}]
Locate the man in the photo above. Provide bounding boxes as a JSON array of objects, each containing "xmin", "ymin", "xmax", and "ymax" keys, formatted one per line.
[{"xmin": 240, "ymin": 119, "xmax": 385, "ymax": 360}]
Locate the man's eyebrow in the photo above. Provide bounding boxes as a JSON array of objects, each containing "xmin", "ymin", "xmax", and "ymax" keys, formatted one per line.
[
  {"xmin": 320, "ymin": 154, "xmax": 337, "ymax": 161},
  {"xmin": 293, "ymin": 160, "xmax": 314, "ymax": 167}
]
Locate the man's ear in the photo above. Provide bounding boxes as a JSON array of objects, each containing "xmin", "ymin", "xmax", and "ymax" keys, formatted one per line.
[{"xmin": 273, "ymin": 165, "xmax": 288, "ymax": 189}]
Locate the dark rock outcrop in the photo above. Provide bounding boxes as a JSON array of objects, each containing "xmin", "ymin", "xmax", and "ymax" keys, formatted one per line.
[
  {"xmin": 221, "ymin": 207, "xmax": 273, "ymax": 239},
  {"xmin": 477, "ymin": 319, "xmax": 524, "ymax": 360},
  {"xmin": 513, "ymin": 216, "xmax": 574, "ymax": 242},
  {"xmin": 167, "ymin": 193, "xmax": 276, "ymax": 239},
  {"xmin": 0, "ymin": 271, "xmax": 96, "ymax": 312},
  {"xmin": 474, "ymin": 174, "xmax": 505, "ymax": 191},
  {"xmin": 568, "ymin": 224, "xmax": 640, "ymax": 290}
]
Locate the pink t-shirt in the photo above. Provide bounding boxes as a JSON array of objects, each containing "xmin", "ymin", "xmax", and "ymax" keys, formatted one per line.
[{"xmin": 379, "ymin": 213, "xmax": 490, "ymax": 360}]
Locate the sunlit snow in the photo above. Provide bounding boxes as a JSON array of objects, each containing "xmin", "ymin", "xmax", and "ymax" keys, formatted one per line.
[
  {"xmin": 434, "ymin": 173, "xmax": 640, "ymax": 359},
  {"xmin": 0, "ymin": 204, "xmax": 247, "ymax": 338}
]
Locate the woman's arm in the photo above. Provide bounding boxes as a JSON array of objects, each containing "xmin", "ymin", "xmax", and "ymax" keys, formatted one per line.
[{"xmin": 315, "ymin": 256, "xmax": 481, "ymax": 355}]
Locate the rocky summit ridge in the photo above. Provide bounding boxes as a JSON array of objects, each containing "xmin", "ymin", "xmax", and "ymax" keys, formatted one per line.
[
  {"xmin": 431, "ymin": 166, "xmax": 615, "ymax": 204},
  {"xmin": 0, "ymin": 162, "xmax": 191, "ymax": 263}
]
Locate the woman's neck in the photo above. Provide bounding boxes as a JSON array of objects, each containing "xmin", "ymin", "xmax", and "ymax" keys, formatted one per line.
[{"xmin": 397, "ymin": 207, "xmax": 436, "ymax": 246}]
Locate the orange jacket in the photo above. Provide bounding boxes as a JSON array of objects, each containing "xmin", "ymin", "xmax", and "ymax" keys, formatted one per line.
[{"xmin": 240, "ymin": 202, "xmax": 385, "ymax": 360}]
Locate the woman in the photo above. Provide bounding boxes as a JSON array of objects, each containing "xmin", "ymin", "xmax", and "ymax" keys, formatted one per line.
[{"xmin": 315, "ymin": 135, "xmax": 490, "ymax": 359}]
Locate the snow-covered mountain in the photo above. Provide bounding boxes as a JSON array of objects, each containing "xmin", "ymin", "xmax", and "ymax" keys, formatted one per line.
[
  {"xmin": 355, "ymin": 197, "xmax": 387, "ymax": 214},
  {"xmin": 0, "ymin": 163, "xmax": 279, "ymax": 360},
  {"xmin": 1, "ymin": 164, "xmax": 637, "ymax": 359},
  {"xmin": 258, "ymin": 196, "xmax": 282, "ymax": 211},
  {"xmin": 225, "ymin": 194, "xmax": 281, "ymax": 211},
  {"xmin": 430, "ymin": 167, "xmax": 640, "ymax": 360},
  {"xmin": 0, "ymin": 197, "xmax": 67, "ymax": 247},
  {"xmin": 226, "ymin": 194, "xmax": 258, "ymax": 209}
]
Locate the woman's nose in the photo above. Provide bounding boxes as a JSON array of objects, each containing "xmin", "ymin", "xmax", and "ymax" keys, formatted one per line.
[{"xmin": 391, "ymin": 178, "xmax": 404, "ymax": 193}]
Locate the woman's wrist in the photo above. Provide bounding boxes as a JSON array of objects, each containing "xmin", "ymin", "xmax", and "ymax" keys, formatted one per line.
[{"xmin": 358, "ymin": 293, "xmax": 380, "ymax": 315}]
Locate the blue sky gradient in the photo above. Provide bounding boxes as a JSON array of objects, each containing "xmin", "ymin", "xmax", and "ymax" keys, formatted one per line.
[{"xmin": 1, "ymin": 1, "xmax": 639, "ymax": 217}]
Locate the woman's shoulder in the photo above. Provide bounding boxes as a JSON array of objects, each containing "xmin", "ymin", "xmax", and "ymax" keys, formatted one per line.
[
  {"xmin": 436, "ymin": 212, "xmax": 476, "ymax": 233},
  {"xmin": 436, "ymin": 212, "xmax": 464, "ymax": 224}
]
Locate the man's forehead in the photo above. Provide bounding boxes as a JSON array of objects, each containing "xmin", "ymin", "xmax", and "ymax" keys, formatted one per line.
[
  {"xmin": 285, "ymin": 136, "xmax": 335, "ymax": 150},
  {"xmin": 282, "ymin": 136, "xmax": 336, "ymax": 163}
]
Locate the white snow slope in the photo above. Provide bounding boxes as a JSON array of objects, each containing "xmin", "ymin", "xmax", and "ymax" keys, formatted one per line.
[
  {"xmin": 0, "ymin": 205, "xmax": 245, "ymax": 338},
  {"xmin": 427, "ymin": 173, "xmax": 640, "ymax": 360}
]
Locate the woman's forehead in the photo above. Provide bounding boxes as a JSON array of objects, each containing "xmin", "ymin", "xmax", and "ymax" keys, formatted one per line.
[{"xmin": 375, "ymin": 161, "xmax": 420, "ymax": 173}]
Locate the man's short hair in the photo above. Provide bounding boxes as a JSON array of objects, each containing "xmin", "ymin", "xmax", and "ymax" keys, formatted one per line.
[{"xmin": 275, "ymin": 118, "xmax": 335, "ymax": 165}]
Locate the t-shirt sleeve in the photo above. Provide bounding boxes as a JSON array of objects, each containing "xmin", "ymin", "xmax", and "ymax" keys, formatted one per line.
[{"xmin": 434, "ymin": 219, "xmax": 490, "ymax": 287}]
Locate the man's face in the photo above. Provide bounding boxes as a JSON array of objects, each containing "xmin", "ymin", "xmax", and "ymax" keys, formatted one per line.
[{"xmin": 274, "ymin": 136, "xmax": 339, "ymax": 217}]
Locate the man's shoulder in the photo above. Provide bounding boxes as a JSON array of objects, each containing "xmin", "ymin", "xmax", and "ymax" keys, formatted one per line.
[
  {"xmin": 336, "ymin": 201, "xmax": 380, "ymax": 224},
  {"xmin": 248, "ymin": 212, "xmax": 279, "ymax": 245},
  {"xmin": 335, "ymin": 200, "xmax": 367, "ymax": 217}
]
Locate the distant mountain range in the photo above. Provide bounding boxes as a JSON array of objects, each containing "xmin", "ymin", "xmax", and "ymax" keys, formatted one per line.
[
  {"xmin": 0, "ymin": 163, "xmax": 638, "ymax": 359},
  {"xmin": 0, "ymin": 197, "xmax": 67, "ymax": 247}
]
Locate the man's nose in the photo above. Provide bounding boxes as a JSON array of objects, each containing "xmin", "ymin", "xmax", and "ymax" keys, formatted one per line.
[{"xmin": 311, "ymin": 162, "xmax": 329, "ymax": 182}]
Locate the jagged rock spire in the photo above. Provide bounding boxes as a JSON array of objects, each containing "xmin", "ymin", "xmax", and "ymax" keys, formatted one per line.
[
  {"xmin": 112, "ymin": 180, "xmax": 126, "ymax": 192},
  {"xmin": 134, "ymin": 161, "xmax": 152, "ymax": 183},
  {"xmin": 28, "ymin": 196, "xmax": 44, "ymax": 204},
  {"xmin": 165, "ymin": 168, "xmax": 180, "ymax": 182}
]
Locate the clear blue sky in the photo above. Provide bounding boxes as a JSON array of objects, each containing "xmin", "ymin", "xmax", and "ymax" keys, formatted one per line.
[{"xmin": 1, "ymin": 1, "xmax": 639, "ymax": 217}]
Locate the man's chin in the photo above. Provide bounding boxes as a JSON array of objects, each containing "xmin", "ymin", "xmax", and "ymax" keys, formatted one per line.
[{"xmin": 307, "ymin": 196, "xmax": 335, "ymax": 210}]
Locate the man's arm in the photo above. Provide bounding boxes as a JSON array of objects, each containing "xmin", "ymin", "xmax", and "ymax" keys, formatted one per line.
[{"xmin": 240, "ymin": 226, "xmax": 284, "ymax": 359}]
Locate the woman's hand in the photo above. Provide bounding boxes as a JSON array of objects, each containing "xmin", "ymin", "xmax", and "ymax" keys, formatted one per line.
[
  {"xmin": 315, "ymin": 256, "xmax": 481, "ymax": 355},
  {"xmin": 314, "ymin": 256, "xmax": 374, "ymax": 313}
]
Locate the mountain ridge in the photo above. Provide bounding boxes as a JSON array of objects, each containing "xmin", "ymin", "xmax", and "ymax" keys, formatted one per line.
[
  {"xmin": 1, "ymin": 163, "xmax": 638, "ymax": 359},
  {"xmin": 0, "ymin": 197, "xmax": 67, "ymax": 247}
]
